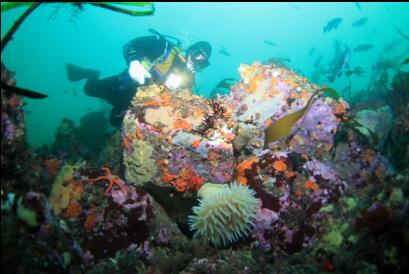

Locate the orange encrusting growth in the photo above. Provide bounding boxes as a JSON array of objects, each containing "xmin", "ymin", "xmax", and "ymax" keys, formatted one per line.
[
  {"xmin": 135, "ymin": 127, "xmax": 144, "ymax": 140},
  {"xmin": 207, "ymin": 151, "xmax": 220, "ymax": 161},
  {"xmin": 159, "ymin": 161, "xmax": 204, "ymax": 192},
  {"xmin": 123, "ymin": 133, "xmax": 135, "ymax": 151},
  {"xmin": 284, "ymin": 171, "xmax": 296, "ymax": 179},
  {"xmin": 173, "ymin": 119, "xmax": 192, "ymax": 131},
  {"xmin": 84, "ymin": 210, "xmax": 99, "ymax": 232},
  {"xmin": 273, "ymin": 160, "xmax": 287, "ymax": 172},
  {"xmin": 66, "ymin": 200, "xmax": 82, "ymax": 218},
  {"xmin": 283, "ymin": 79, "xmax": 298, "ymax": 88},
  {"xmin": 236, "ymin": 156, "xmax": 258, "ymax": 186},
  {"xmin": 44, "ymin": 159, "xmax": 61, "ymax": 180},
  {"xmin": 141, "ymin": 91, "xmax": 172, "ymax": 108},
  {"xmin": 304, "ymin": 179, "xmax": 319, "ymax": 191},
  {"xmin": 220, "ymin": 130, "xmax": 236, "ymax": 142},
  {"xmin": 191, "ymin": 139, "xmax": 201, "ymax": 149},
  {"xmin": 247, "ymin": 74, "xmax": 264, "ymax": 93},
  {"xmin": 333, "ymin": 101, "xmax": 348, "ymax": 117},
  {"xmin": 141, "ymin": 100, "xmax": 168, "ymax": 107}
]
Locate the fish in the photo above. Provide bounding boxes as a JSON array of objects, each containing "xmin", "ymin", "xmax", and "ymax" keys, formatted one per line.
[
  {"xmin": 1, "ymin": 82, "xmax": 48, "ymax": 99},
  {"xmin": 353, "ymin": 44, "xmax": 374, "ymax": 53},
  {"xmin": 402, "ymin": 58, "xmax": 409, "ymax": 65},
  {"xmin": 382, "ymin": 39, "xmax": 404, "ymax": 53},
  {"xmin": 210, "ymin": 78, "xmax": 236, "ymax": 98},
  {"xmin": 327, "ymin": 46, "xmax": 351, "ymax": 82},
  {"xmin": 352, "ymin": 17, "xmax": 368, "ymax": 27},
  {"xmin": 323, "ymin": 18, "xmax": 343, "ymax": 33},
  {"xmin": 355, "ymin": 2, "xmax": 362, "ymax": 10},
  {"xmin": 371, "ymin": 57, "xmax": 397, "ymax": 71},
  {"xmin": 264, "ymin": 40, "xmax": 276, "ymax": 47},
  {"xmin": 218, "ymin": 46, "xmax": 230, "ymax": 56},
  {"xmin": 345, "ymin": 66, "xmax": 364, "ymax": 77}
]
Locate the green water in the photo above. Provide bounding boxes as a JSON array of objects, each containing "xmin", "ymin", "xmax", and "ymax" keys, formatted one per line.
[{"xmin": 2, "ymin": 2, "xmax": 409, "ymax": 146}]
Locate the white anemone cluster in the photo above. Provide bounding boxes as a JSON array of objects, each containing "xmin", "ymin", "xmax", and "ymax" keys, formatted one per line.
[{"xmin": 188, "ymin": 182, "xmax": 258, "ymax": 247}]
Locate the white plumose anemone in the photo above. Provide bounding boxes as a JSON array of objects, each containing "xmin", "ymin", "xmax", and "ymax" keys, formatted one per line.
[{"xmin": 188, "ymin": 182, "xmax": 258, "ymax": 246}]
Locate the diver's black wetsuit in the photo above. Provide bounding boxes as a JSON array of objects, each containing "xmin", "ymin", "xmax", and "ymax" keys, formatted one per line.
[{"xmin": 84, "ymin": 35, "xmax": 193, "ymax": 127}]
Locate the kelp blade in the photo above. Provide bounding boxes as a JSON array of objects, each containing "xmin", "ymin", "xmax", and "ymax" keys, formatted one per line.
[
  {"xmin": 263, "ymin": 87, "xmax": 340, "ymax": 148},
  {"xmin": 1, "ymin": 2, "xmax": 155, "ymax": 16},
  {"xmin": 264, "ymin": 93, "xmax": 317, "ymax": 148},
  {"xmin": 91, "ymin": 2, "xmax": 155, "ymax": 16},
  {"xmin": 2, "ymin": 82, "xmax": 48, "ymax": 99},
  {"xmin": 1, "ymin": 2, "xmax": 34, "ymax": 12},
  {"xmin": 316, "ymin": 87, "xmax": 340, "ymax": 100}
]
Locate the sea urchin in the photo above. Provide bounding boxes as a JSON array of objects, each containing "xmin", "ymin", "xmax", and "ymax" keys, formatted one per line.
[{"xmin": 188, "ymin": 182, "xmax": 258, "ymax": 246}]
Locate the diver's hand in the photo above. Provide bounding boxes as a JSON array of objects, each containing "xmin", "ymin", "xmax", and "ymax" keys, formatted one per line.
[{"xmin": 128, "ymin": 60, "xmax": 151, "ymax": 84}]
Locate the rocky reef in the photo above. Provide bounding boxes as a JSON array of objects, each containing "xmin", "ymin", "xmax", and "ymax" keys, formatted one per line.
[{"xmin": 2, "ymin": 62, "xmax": 408, "ymax": 273}]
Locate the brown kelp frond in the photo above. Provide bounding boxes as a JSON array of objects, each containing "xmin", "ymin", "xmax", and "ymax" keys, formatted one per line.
[
  {"xmin": 1, "ymin": 2, "xmax": 155, "ymax": 52},
  {"xmin": 207, "ymin": 98, "xmax": 227, "ymax": 119},
  {"xmin": 264, "ymin": 87, "xmax": 340, "ymax": 148},
  {"xmin": 194, "ymin": 99, "xmax": 227, "ymax": 136}
]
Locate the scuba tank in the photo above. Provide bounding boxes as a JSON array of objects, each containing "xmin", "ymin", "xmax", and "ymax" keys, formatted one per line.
[
  {"xmin": 148, "ymin": 28, "xmax": 182, "ymax": 48},
  {"xmin": 139, "ymin": 29, "xmax": 183, "ymax": 72},
  {"xmin": 146, "ymin": 29, "xmax": 189, "ymax": 83}
]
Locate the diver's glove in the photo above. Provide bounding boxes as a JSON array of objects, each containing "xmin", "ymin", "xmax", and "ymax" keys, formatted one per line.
[{"xmin": 128, "ymin": 60, "xmax": 151, "ymax": 84}]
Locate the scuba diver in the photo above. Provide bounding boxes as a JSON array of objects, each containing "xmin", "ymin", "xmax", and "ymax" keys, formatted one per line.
[{"xmin": 66, "ymin": 29, "xmax": 212, "ymax": 127}]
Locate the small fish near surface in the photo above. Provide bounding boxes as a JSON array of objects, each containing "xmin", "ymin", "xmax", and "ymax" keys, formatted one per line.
[
  {"xmin": 218, "ymin": 46, "xmax": 230, "ymax": 56},
  {"xmin": 353, "ymin": 43, "xmax": 374, "ymax": 53},
  {"xmin": 209, "ymin": 78, "xmax": 236, "ymax": 98},
  {"xmin": 323, "ymin": 17, "xmax": 343, "ymax": 33},
  {"xmin": 1, "ymin": 82, "xmax": 48, "ymax": 99},
  {"xmin": 264, "ymin": 40, "xmax": 276, "ymax": 47},
  {"xmin": 355, "ymin": 2, "xmax": 362, "ymax": 10},
  {"xmin": 352, "ymin": 17, "xmax": 368, "ymax": 27},
  {"xmin": 345, "ymin": 66, "xmax": 364, "ymax": 77}
]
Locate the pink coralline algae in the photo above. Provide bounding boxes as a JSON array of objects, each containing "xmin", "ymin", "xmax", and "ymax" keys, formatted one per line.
[
  {"xmin": 110, "ymin": 186, "xmax": 152, "ymax": 221},
  {"xmin": 303, "ymin": 160, "xmax": 340, "ymax": 183},
  {"xmin": 156, "ymin": 224, "xmax": 171, "ymax": 244},
  {"xmin": 253, "ymin": 199, "xmax": 279, "ymax": 248},
  {"xmin": 117, "ymin": 62, "xmax": 395, "ymax": 254},
  {"xmin": 290, "ymin": 99, "xmax": 339, "ymax": 155},
  {"xmin": 122, "ymin": 84, "xmax": 236, "ymax": 193}
]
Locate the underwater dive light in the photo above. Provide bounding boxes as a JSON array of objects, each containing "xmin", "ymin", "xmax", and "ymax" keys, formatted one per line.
[{"xmin": 165, "ymin": 73, "xmax": 184, "ymax": 90}]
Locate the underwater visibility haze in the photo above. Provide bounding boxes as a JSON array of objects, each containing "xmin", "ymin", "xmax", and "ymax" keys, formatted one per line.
[{"xmin": 1, "ymin": 2, "xmax": 409, "ymax": 273}]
